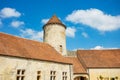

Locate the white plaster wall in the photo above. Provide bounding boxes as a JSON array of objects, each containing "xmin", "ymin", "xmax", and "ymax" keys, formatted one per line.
[
  {"xmin": 43, "ymin": 24, "xmax": 67, "ymax": 55},
  {"xmin": 88, "ymin": 68, "xmax": 120, "ymax": 80},
  {"xmin": 0, "ymin": 55, "xmax": 73, "ymax": 80}
]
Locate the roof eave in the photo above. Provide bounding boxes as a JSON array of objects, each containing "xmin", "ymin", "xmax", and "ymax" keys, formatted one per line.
[
  {"xmin": 0, "ymin": 54, "xmax": 72, "ymax": 65},
  {"xmin": 43, "ymin": 23, "xmax": 66, "ymax": 30}
]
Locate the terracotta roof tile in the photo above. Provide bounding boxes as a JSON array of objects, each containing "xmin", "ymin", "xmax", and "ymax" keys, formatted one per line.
[
  {"xmin": 43, "ymin": 15, "xmax": 66, "ymax": 29},
  {"xmin": 67, "ymin": 57, "xmax": 87, "ymax": 74},
  {"xmin": 47, "ymin": 15, "xmax": 62, "ymax": 24},
  {"xmin": 77, "ymin": 50, "xmax": 120, "ymax": 68},
  {"xmin": 0, "ymin": 32, "xmax": 71, "ymax": 64}
]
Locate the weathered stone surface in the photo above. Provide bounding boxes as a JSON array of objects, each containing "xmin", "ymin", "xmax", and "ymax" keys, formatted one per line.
[
  {"xmin": 67, "ymin": 51, "xmax": 77, "ymax": 57},
  {"xmin": 44, "ymin": 24, "xmax": 67, "ymax": 56},
  {"xmin": 0, "ymin": 55, "xmax": 73, "ymax": 80}
]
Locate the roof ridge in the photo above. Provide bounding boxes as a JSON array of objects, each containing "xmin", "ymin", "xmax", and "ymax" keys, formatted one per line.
[
  {"xmin": 0, "ymin": 32, "xmax": 43, "ymax": 43},
  {"xmin": 0, "ymin": 32, "xmax": 53, "ymax": 49},
  {"xmin": 77, "ymin": 49, "xmax": 120, "ymax": 51}
]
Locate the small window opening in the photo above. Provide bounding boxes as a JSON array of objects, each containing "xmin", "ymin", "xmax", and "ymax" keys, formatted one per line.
[
  {"xmin": 62, "ymin": 72, "xmax": 67, "ymax": 80},
  {"xmin": 50, "ymin": 71, "xmax": 56, "ymax": 80},
  {"xmin": 16, "ymin": 69, "xmax": 25, "ymax": 80},
  {"xmin": 60, "ymin": 45, "xmax": 63, "ymax": 53},
  {"xmin": 111, "ymin": 78, "xmax": 115, "ymax": 80},
  {"xmin": 37, "ymin": 71, "xmax": 41, "ymax": 80}
]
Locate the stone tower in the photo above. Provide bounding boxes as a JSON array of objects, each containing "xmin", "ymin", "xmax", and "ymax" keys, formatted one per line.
[{"xmin": 43, "ymin": 15, "xmax": 67, "ymax": 55}]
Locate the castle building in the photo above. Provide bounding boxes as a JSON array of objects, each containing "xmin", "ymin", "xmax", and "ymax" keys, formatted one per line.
[
  {"xmin": 0, "ymin": 15, "xmax": 120, "ymax": 80},
  {"xmin": 43, "ymin": 15, "xmax": 67, "ymax": 55}
]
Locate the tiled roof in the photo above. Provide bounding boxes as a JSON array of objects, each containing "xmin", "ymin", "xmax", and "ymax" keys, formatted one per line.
[
  {"xmin": 67, "ymin": 57, "xmax": 87, "ymax": 74},
  {"xmin": 43, "ymin": 15, "xmax": 66, "ymax": 29},
  {"xmin": 77, "ymin": 50, "xmax": 120, "ymax": 68},
  {"xmin": 0, "ymin": 32, "xmax": 71, "ymax": 64},
  {"xmin": 47, "ymin": 15, "xmax": 62, "ymax": 24}
]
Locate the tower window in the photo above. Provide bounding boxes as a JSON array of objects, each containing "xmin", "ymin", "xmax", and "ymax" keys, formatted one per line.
[{"xmin": 60, "ymin": 45, "xmax": 63, "ymax": 53}]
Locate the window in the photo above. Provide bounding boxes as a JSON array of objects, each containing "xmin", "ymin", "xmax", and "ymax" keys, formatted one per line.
[
  {"xmin": 37, "ymin": 71, "xmax": 41, "ymax": 80},
  {"xmin": 111, "ymin": 78, "xmax": 115, "ymax": 80},
  {"xmin": 50, "ymin": 71, "xmax": 56, "ymax": 80},
  {"xmin": 16, "ymin": 69, "xmax": 25, "ymax": 80},
  {"xmin": 62, "ymin": 72, "xmax": 67, "ymax": 80},
  {"xmin": 60, "ymin": 45, "xmax": 63, "ymax": 53}
]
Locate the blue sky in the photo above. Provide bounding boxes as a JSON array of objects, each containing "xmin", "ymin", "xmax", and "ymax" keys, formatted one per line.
[{"xmin": 0, "ymin": 0, "xmax": 120, "ymax": 50}]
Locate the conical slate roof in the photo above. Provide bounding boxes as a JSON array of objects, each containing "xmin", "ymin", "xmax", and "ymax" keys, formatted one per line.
[{"xmin": 43, "ymin": 15, "xmax": 66, "ymax": 29}]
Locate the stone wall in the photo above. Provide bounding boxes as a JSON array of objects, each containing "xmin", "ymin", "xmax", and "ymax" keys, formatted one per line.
[
  {"xmin": 0, "ymin": 55, "xmax": 73, "ymax": 80},
  {"xmin": 43, "ymin": 24, "xmax": 67, "ymax": 55},
  {"xmin": 88, "ymin": 68, "xmax": 120, "ymax": 80},
  {"xmin": 67, "ymin": 51, "xmax": 77, "ymax": 57}
]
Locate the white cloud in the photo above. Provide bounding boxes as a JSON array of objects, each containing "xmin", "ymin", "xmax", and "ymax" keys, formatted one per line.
[
  {"xmin": 11, "ymin": 21, "xmax": 24, "ymax": 28},
  {"xmin": 91, "ymin": 46, "xmax": 104, "ymax": 50},
  {"xmin": 41, "ymin": 18, "xmax": 49, "ymax": 24},
  {"xmin": 0, "ymin": 19, "xmax": 2, "ymax": 26},
  {"xmin": 81, "ymin": 32, "xmax": 88, "ymax": 38},
  {"xmin": 91, "ymin": 45, "xmax": 118, "ymax": 50},
  {"xmin": 0, "ymin": 7, "xmax": 21, "ymax": 18},
  {"xmin": 66, "ymin": 27, "xmax": 76, "ymax": 38},
  {"xmin": 66, "ymin": 8, "xmax": 120, "ymax": 32},
  {"xmin": 20, "ymin": 29, "xmax": 43, "ymax": 41}
]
